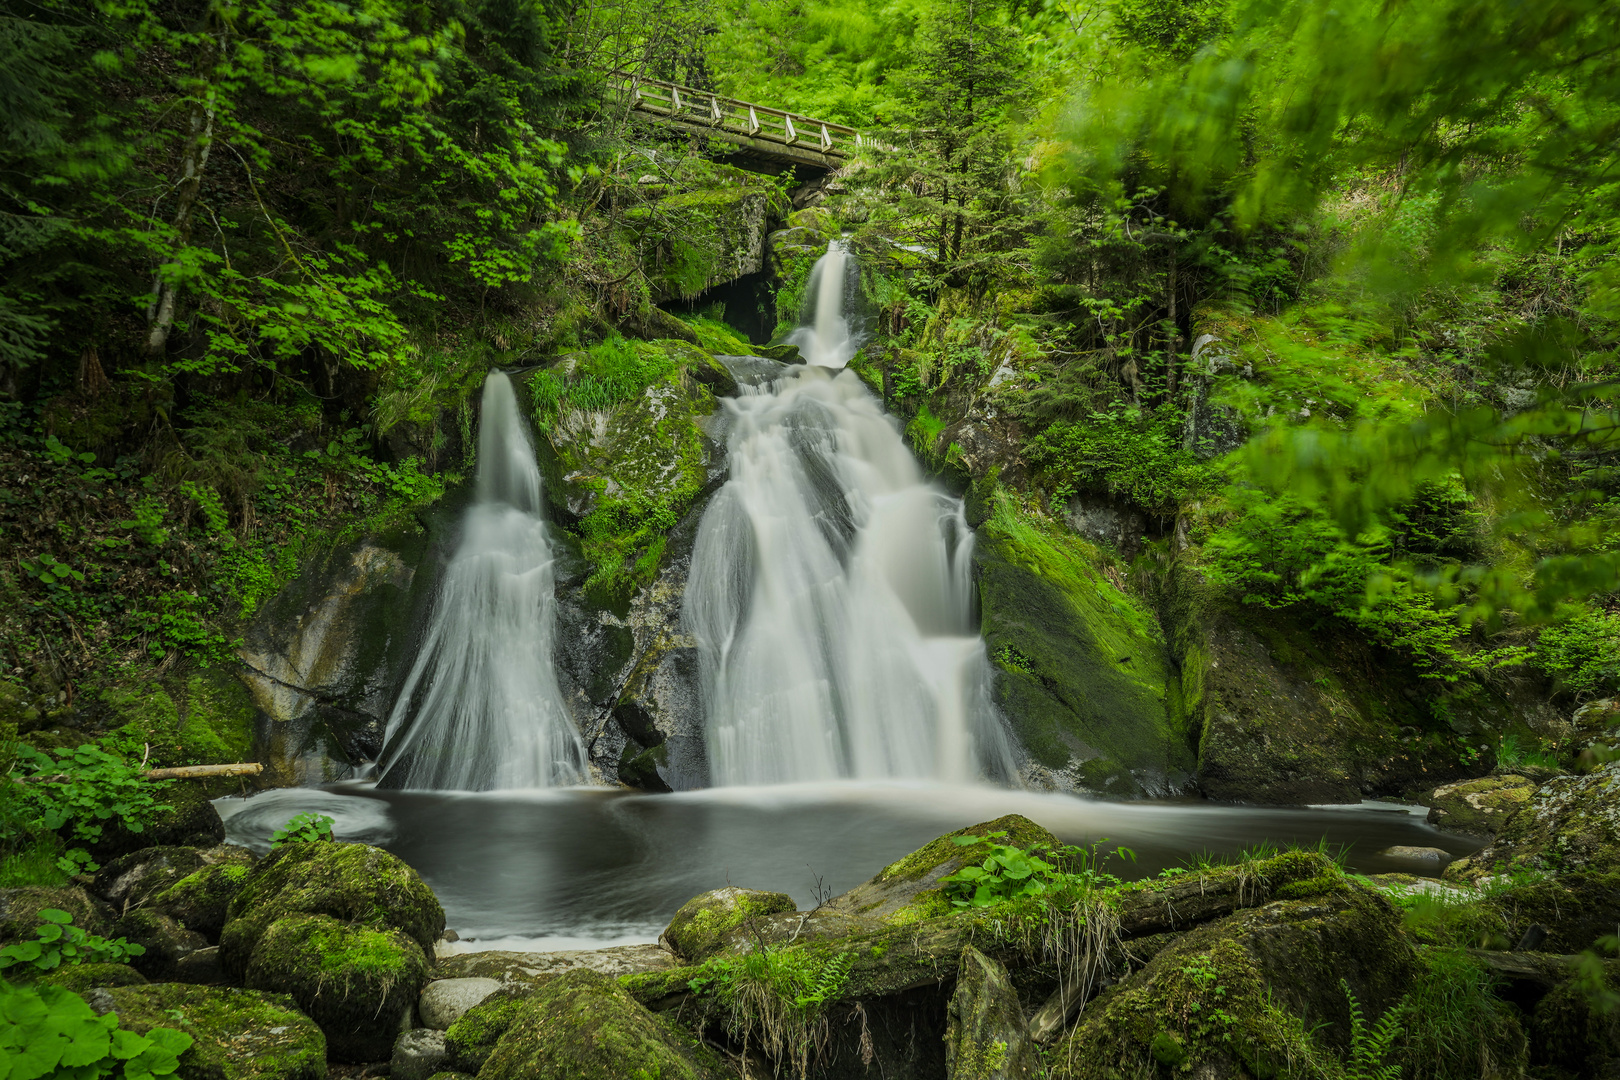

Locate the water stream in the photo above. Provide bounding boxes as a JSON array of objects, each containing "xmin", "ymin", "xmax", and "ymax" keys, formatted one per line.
[{"xmin": 376, "ymin": 371, "xmax": 587, "ymax": 791}]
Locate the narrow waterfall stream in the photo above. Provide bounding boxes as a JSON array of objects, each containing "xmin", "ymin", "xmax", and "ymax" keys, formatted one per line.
[
  {"xmin": 377, "ymin": 371, "xmax": 587, "ymax": 791},
  {"xmin": 684, "ymin": 242, "xmax": 1018, "ymax": 785}
]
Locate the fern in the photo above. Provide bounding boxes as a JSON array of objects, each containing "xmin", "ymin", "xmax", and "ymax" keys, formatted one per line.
[
  {"xmin": 1343, "ymin": 979, "xmax": 1407, "ymax": 1080},
  {"xmin": 796, "ymin": 952, "xmax": 853, "ymax": 1009}
]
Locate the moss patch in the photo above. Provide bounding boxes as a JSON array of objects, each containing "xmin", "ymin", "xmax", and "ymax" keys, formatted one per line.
[
  {"xmin": 151, "ymin": 853, "xmax": 256, "ymax": 942},
  {"xmin": 35, "ymin": 961, "xmax": 149, "ymax": 992},
  {"xmin": 91, "ymin": 982, "xmax": 327, "ymax": 1080},
  {"xmin": 661, "ymin": 886, "xmax": 797, "ymax": 962}
]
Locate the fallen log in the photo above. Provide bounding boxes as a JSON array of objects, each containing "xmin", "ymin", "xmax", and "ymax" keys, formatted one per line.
[{"xmin": 142, "ymin": 762, "xmax": 263, "ymax": 780}]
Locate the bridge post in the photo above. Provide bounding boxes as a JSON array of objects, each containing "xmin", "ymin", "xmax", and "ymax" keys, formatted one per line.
[
  {"xmin": 747, "ymin": 106, "xmax": 761, "ymax": 135},
  {"xmin": 784, "ymin": 116, "xmax": 798, "ymax": 144}
]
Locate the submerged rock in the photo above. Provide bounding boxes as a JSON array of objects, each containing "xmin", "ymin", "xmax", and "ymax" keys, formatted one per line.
[
  {"xmin": 660, "ymin": 886, "xmax": 796, "ymax": 962},
  {"xmin": 243, "ymin": 912, "xmax": 431, "ymax": 1062},
  {"xmin": 86, "ymin": 982, "xmax": 327, "ymax": 1080},
  {"xmin": 1423, "ymin": 774, "xmax": 1536, "ymax": 836},
  {"xmin": 945, "ymin": 946, "xmax": 1038, "ymax": 1080},
  {"xmin": 477, "ymin": 968, "xmax": 727, "ymax": 1080}
]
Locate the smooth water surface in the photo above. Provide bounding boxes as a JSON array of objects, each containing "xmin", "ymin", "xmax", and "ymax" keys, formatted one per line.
[{"xmin": 219, "ymin": 783, "xmax": 1484, "ymax": 952}]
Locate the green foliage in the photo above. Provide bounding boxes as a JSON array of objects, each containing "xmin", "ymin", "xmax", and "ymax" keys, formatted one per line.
[
  {"xmin": 1028, "ymin": 406, "xmax": 1221, "ymax": 515},
  {"xmin": 17, "ymin": 553, "xmax": 84, "ymax": 590},
  {"xmin": 939, "ymin": 832, "xmax": 1134, "ymax": 909},
  {"xmin": 687, "ymin": 945, "xmax": 854, "ymax": 1075},
  {"xmin": 528, "ymin": 337, "xmax": 681, "ymax": 432},
  {"xmin": 9, "ymin": 744, "xmax": 171, "ymax": 874},
  {"xmin": 1342, "ymin": 979, "xmax": 1405, "ymax": 1080},
  {"xmin": 1494, "ymin": 735, "xmax": 1560, "ymax": 773},
  {"xmin": 1533, "ymin": 609, "xmax": 1620, "ymax": 699},
  {"xmin": 270, "ymin": 812, "xmax": 335, "ymax": 849},
  {"xmin": 1395, "ymin": 948, "xmax": 1526, "ymax": 1080},
  {"xmin": 0, "ymin": 910, "xmax": 145, "ymax": 973},
  {"xmin": 0, "ymin": 979, "xmax": 191, "ymax": 1080}
]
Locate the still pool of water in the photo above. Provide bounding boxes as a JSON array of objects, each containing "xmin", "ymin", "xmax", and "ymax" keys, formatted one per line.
[{"xmin": 217, "ymin": 782, "xmax": 1484, "ymax": 952}]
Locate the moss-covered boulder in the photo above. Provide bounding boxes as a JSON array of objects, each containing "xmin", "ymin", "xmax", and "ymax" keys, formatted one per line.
[
  {"xmin": 220, "ymin": 841, "xmax": 444, "ymax": 980},
  {"xmin": 1449, "ymin": 760, "xmax": 1620, "ymax": 877},
  {"xmin": 659, "ymin": 886, "xmax": 796, "ymax": 962},
  {"xmin": 83, "ymin": 783, "xmax": 226, "ymax": 864},
  {"xmin": 1424, "ymin": 774, "xmax": 1536, "ymax": 835},
  {"xmin": 444, "ymin": 985, "xmax": 543, "ymax": 1073},
  {"xmin": 35, "ymin": 961, "xmax": 149, "ymax": 992},
  {"xmin": 0, "ymin": 885, "xmax": 114, "ymax": 942},
  {"xmin": 243, "ymin": 912, "xmax": 431, "ymax": 1062},
  {"xmin": 114, "ymin": 909, "xmax": 209, "ymax": 981},
  {"xmin": 86, "ymin": 982, "xmax": 327, "ymax": 1080},
  {"xmin": 945, "ymin": 945, "xmax": 1038, "ymax": 1080},
  {"xmin": 94, "ymin": 845, "xmax": 212, "ymax": 907},
  {"xmin": 974, "ymin": 496, "xmax": 1194, "ymax": 797},
  {"xmin": 98, "ymin": 669, "xmax": 256, "ymax": 782},
  {"xmin": 1531, "ymin": 957, "xmax": 1619, "ymax": 1075},
  {"xmin": 477, "ymin": 969, "xmax": 726, "ymax": 1080},
  {"xmin": 1052, "ymin": 884, "xmax": 1416, "ymax": 1078},
  {"xmin": 149, "ymin": 850, "xmax": 258, "ymax": 942},
  {"xmin": 1485, "ymin": 870, "xmax": 1620, "ymax": 954}
]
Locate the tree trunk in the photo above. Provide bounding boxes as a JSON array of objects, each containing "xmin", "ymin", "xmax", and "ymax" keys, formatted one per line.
[{"xmin": 146, "ymin": 42, "xmax": 221, "ymax": 357}]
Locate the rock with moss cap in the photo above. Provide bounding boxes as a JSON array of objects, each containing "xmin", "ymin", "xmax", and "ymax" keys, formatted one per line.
[
  {"xmin": 945, "ymin": 945, "xmax": 1039, "ymax": 1080},
  {"xmin": 1484, "ymin": 869, "xmax": 1620, "ymax": 954},
  {"xmin": 85, "ymin": 982, "xmax": 327, "ymax": 1080},
  {"xmin": 35, "ymin": 961, "xmax": 149, "ymax": 992},
  {"xmin": 477, "ymin": 968, "xmax": 727, "ymax": 1080},
  {"xmin": 1423, "ymin": 775, "xmax": 1536, "ymax": 836},
  {"xmin": 1051, "ymin": 883, "xmax": 1416, "ymax": 1078},
  {"xmin": 659, "ymin": 886, "xmax": 796, "ymax": 962},
  {"xmin": 1447, "ymin": 760, "xmax": 1620, "ymax": 879},
  {"xmin": 444, "ymin": 985, "xmax": 537, "ymax": 1073},
  {"xmin": 149, "ymin": 852, "xmax": 258, "ymax": 942},
  {"xmin": 220, "ymin": 841, "xmax": 444, "ymax": 980},
  {"xmin": 84, "ymin": 782, "xmax": 226, "ymax": 864},
  {"xmin": 242, "ymin": 911, "xmax": 431, "ymax": 1062},
  {"xmin": 0, "ymin": 885, "xmax": 114, "ymax": 942}
]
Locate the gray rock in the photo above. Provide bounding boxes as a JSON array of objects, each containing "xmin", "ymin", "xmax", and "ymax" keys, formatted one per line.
[
  {"xmin": 945, "ymin": 945, "xmax": 1038, "ymax": 1079},
  {"xmin": 1063, "ymin": 493, "xmax": 1147, "ymax": 561},
  {"xmin": 1378, "ymin": 846, "xmax": 1454, "ymax": 863},
  {"xmin": 172, "ymin": 944, "xmax": 228, "ymax": 985},
  {"xmin": 419, "ymin": 977, "xmax": 502, "ymax": 1030},
  {"xmin": 393, "ymin": 1028, "xmax": 449, "ymax": 1080},
  {"xmin": 433, "ymin": 943, "xmax": 678, "ymax": 987}
]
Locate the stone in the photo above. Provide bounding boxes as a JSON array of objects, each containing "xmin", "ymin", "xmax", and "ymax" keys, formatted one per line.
[
  {"xmin": 1423, "ymin": 775, "xmax": 1536, "ymax": 836},
  {"xmin": 433, "ymin": 943, "xmax": 678, "ymax": 986},
  {"xmin": 1376, "ymin": 845, "xmax": 1454, "ymax": 864},
  {"xmin": 945, "ymin": 946, "xmax": 1039, "ymax": 1080},
  {"xmin": 475, "ymin": 969, "xmax": 726, "ymax": 1080},
  {"xmin": 114, "ymin": 909, "xmax": 210, "ymax": 981},
  {"xmin": 174, "ymin": 945, "xmax": 230, "ymax": 985},
  {"xmin": 659, "ymin": 886, "xmax": 796, "ymax": 962},
  {"xmin": 1484, "ymin": 870, "xmax": 1620, "ymax": 955},
  {"xmin": 220, "ymin": 840, "xmax": 444, "ymax": 981},
  {"xmin": 93, "ymin": 845, "xmax": 212, "ymax": 907},
  {"xmin": 1447, "ymin": 760, "xmax": 1620, "ymax": 877},
  {"xmin": 149, "ymin": 849, "xmax": 258, "ymax": 942},
  {"xmin": 86, "ymin": 982, "xmax": 327, "ymax": 1080},
  {"xmin": 35, "ymin": 961, "xmax": 149, "ymax": 992},
  {"xmin": 84, "ymin": 783, "xmax": 226, "ymax": 864},
  {"xmin": 242, "ymin": 912, "xmax": 431, "ymax": 1062},
  {"xmin": 1530, "ymin": 957, "xmax": 1619, "ymax": 1074},
  {"xmin": 419, "ymin": 977, "xmax": 502, "ymax": 1029},
  {"xmin": 0, "ymin": 885, "xmax": 114, "ymax": 942},
  {"xmin": 393, "ymin": 1028, "xmax": 450, "ymax": 1080}
]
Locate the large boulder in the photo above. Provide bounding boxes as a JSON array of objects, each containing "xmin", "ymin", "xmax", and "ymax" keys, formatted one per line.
[
  {"xmin": 419, "ymin": 977, "xmax": 502, "ymax": 1030},
  {"xmin": 476, "ymin": 968, "xmax": 727, "ymax": 1080},
  {"xmin": 243, "ymin": 912, "xmax": 431, "ymax": 1062},
  {"xmin": 94, "ymin": 845, "xmax": 212, "ymax": 907},
  {"xmin": 148, "ymin": 850, "xmax": 259, "ymax": 942},
  {"xmin": 220, "ymin": 841, "xmax": 444, "ymax": 980},
  {"xmin": 1423, "ymin": 775, "xmax": 1537, "ymax": 835},
  {"xmin": 1484, "ymin": 870, "xmax": 1620, "ymax": 955},
  {"xmin": 1448, "ymin": 760, "xmax": 1620, "ymax": 877},
  {"xmin": 84, "ymin": 784, "xmax": 226, "ymax": 864},
  {"xmin": 659, "ymin": 886, "xmax": 796, "ymax": 962},
  {"xmin": 974, "ymin": 498, "xmax": 1195, "ymax": 798},
  {"xmin": 1052, "ymin": 884, "xmax": 1417, "ymax": 1078},
  {"xmin": 0, "ymin": 885, "xmax": 114, "ymax": 942},
  {"xmin": 1531, "ymin": 957, "xmax": 1620, "ymax": 1076},
  {"xmin": 86, "ymin": 982, "xmax": 327, "ymax": 1080},
  {"xmin": 945, "ymin": 946, "xmax": 1039, "ymax": 1080}
]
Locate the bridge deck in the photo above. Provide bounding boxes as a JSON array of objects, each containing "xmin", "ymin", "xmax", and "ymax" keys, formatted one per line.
[{"xmin": 612, "ymin": 74, "xmax": 863, "ymax": 172}]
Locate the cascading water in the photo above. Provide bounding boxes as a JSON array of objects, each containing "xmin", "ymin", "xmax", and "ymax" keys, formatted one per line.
[
  {"xmin": 787, "ymin": 241, "xmax": 860, "ymax": 369},
  {"xmin": 378, "ymin": 371, "xmax": 587, "ymax": 791},
  {"xmin": 684, "ymin": 245, "xmax": 1018, "ymax": 786}
]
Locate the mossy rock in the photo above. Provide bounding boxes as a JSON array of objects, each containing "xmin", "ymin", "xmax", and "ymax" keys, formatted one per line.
[
  {"xmin": 35, "ymin": 961, "xmax": 149, "ymax": 992},
  {"xmin": 477, "ymin": 968, "xmax": 727, "ymax": 1080},
  {"xmin": 1452, "ymin": 761, "xmax": 1620, "ymax": 877},
  {"xmin": 0, "ymin": 885, "xmax": 114, "ymax": 942},
  {"xmin": 945, "ymin": 946, "xmax": 1038, "ymax": 1080},
  {"xmin": 1485, "ymin": 870, "xmax": 1620, "ymax": 954},
  {"xmin": 1052, "ymin": 884, "xmax": 1417, "ymax": 1078},
  {"xmin": 659, "ymin": 886, "xmax": 796, "ymax": 962},
  {"xmin": 100, "ymin": 670, "xmax": 256, "ymax": 779},
  {"xmin": 824, "ymin": 815, "xmax": 1061, "ymax": 927},
  {"xmin": 149, "ymin": 850, "xmax": 258, "ymax": 943},
  {"xmin": 94, "ymin": 845, "xmax": 212, "ymax": 907},
  {"xmin": 220, "ymin": 841, "xmax": 444, "ymax": 980},
  {"xmin": 1530, "ymin": 957, "xmax": 1620, "ymax": 1074},
  {"xmin": 444, "ymin": 985, "xmax": 536, "ymax": 1073},
  {"xmin": 84, "ymin": 782, "xmax": 226, "ymax": 864},
  {"xmin": 1423, "ymin": 775, "xmax": 1536, "ymax": 836},
  {"xmin": 974, "ymin": 497, "xmax": 1193, "ymax": 797},
  {"xmin": 243, "ymin": 912, "xmax": 430, "ymax": 1063},
  {"xmin": 86, "ymin": 982, "xmax": 327, "ymax": 1080},
  {"xmin": 115, "ymin": 909, "xmax": 208, "ymax": 981}
]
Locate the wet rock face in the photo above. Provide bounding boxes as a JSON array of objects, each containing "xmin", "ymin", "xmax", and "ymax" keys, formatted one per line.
[
  {"xmin": 1424, "ymin": 774, "xmax": 1536, "ymax": 836},
  {"xmin": 86, "ymin": 982, "xmax": 327, "ymax": 1080},
  {"xmin": 238, "ymin": 534, "xmax": 426, "ymax": 784},
  {"xmin": 1062, "ymin": 494, "xmax": 1147, "ymax": 562}
]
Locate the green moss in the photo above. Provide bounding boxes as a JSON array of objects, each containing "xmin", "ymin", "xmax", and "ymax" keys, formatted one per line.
[
  {"xmin": 146, "ymin": 850, "xmax": 255, "ymax": 942},
  {"xmin": 1531, "ymin": 957, "xmax": 1620, "ymax": 1074},
  {"xmin": 1484, "ymin": 870, "xmax": 1620, "ymax": 954},
  {"xmin": 92, "ymin": 982, "xmax": 327, "ymax": 1080},
  {"xmin": 242, "ymin": 912, "xmax": 429, "ymax": 1063},
  {"xmin": 35, "ymin": 961, "xmax": 149, "ymax": 992},
  {"xmin": 446, "ymin": 987, "xmax": 535, "ymax": 1073},
  {"xmin": 662, "ymin": 886, "xmax": 796, "ymax": 961},
  {"xmin": 875, "ymin": 814, "xmax": 1060, "ymax": 887}
]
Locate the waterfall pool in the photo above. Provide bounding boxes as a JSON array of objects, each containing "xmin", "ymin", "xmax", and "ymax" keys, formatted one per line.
[{"xmin": 217, "ymin": 782, "xmax": 1484, "ymax": 953}]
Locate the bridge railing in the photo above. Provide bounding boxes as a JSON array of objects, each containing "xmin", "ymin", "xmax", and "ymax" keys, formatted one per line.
[{"xmin": 611, "ymin": 73, "xmax": 865, "ymax": 160}]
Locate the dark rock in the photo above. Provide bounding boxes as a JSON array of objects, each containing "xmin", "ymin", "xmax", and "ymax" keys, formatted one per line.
[
  {"xmin": 393, "ymin": 1028, "xmax": 450, "ymax": 1080},
  {"xmin": 243, "ymin": 912, "xmax": 430, "ymax": 1063},
  {"xmin": 1484, "ymin": 870, "xmax": 1620, "ymax": 955},
  {"xmin": 1530, "ymin": 957, "xmax": 1620, "ymax": 1076},
  {"xmin": 945, "ymin": 946, "xmax": 1039, "ymax": 1079},
  {"xmin": 1062, "ymin": 494, "xmax": 1148, "ymax": 561},
  {"xmin": 87, "ymin": 982, "xmax": 327, "ymax": 1080},
  {"xmin": 84, "ymin": 784, "xmax": 225, "ymax": 864},
  {"xmin": 115, "ymin": 909, "xmax": 209, "ymax": 980},
  {"xmin": 0, "ymin": 885, "xmax": 114, "ymax": 942},
  {"xmin": 174, "ymin": 944, "xmax": 230, "ymax": 985},
  {"xmin": 621, "ymin": 305, "xmax": 699, "ymax": 343},
  {"xmin": 148, "ymin": 847, "xmax": 258, "ymax": 942},
  {"xmin": 93, "ymin": 845, "xmax": 212, "ymax": 907}
]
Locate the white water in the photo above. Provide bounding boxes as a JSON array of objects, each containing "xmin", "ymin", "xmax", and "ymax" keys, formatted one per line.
[
  {"xmin": 788, "ymin": 242, "xmax": 860, "ymax": 368},
  {"xmin": 378, "ymin": 371, "xmax": 588, "ymax": 791},
  {"xmin": 685, "ymin": 246, "xmax": 1017, "ymax": 786}
]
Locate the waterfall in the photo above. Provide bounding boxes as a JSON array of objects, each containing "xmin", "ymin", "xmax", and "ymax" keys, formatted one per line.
[
  {"xmin": 684, "ymin": 251, "xmax": 1017, "ymax": 786},
  {"xmin": 378, "ymin": 371, "xmax": 587, "ymax": 791},
  {"xmin": 788, "ymin": 242, "xmax": 860, "ymax": 369}
]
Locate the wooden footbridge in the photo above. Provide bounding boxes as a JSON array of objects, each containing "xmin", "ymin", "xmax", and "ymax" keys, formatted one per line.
[{"xmin": 611, "ymin": 73, "xmax": 865, "ymax": 173}]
